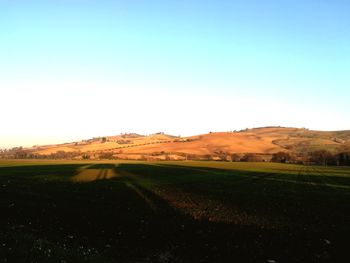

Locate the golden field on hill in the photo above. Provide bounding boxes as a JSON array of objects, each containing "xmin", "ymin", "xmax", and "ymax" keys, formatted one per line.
[{"xmin": 26, "ymin": 127, "xmax": 350, "ymax": 160}]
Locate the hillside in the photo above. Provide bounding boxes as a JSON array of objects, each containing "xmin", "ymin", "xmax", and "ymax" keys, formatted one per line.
[{"xmin": 21, "ymin": 127, "xmax": 350, "ymax": 161}]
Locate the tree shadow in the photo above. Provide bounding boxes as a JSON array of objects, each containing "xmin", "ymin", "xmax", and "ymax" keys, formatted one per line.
[
  {"xmin": 0, "ymin": 164, "xmax": 92, "ymax": 186},
  {"xmin": 84, "ymin": 164, "xmax": 117, "ymax": 170}
]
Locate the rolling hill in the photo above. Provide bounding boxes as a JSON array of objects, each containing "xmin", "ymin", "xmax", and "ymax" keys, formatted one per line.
[{"xmin": 24, "ymin": 127, "xmax": 350, "ymax": 160}]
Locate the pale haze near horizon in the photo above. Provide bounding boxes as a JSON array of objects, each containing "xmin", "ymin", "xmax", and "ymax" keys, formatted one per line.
[{"xmin": 1, "ymin": 0, "xmax": 349, "ymax": 148}]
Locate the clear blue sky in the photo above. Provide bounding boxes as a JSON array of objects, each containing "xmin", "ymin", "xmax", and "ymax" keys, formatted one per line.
[{"xmin": 0, "ymin": 0, "xmax": 349, "ymax": 147}]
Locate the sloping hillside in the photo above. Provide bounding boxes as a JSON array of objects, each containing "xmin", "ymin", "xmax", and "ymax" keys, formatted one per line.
[
  {"xmin": 25, "ymin": 127, "xmax": 350, "ymax": 160},
  {"xmin": 32, "ymin": 133, "xmax": 177, "ymax": 155}
]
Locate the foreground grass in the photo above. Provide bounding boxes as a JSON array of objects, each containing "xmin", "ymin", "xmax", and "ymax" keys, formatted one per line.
[{"xmin": 0, "ymin": 160, "xmax": 349, "ymax": 262}]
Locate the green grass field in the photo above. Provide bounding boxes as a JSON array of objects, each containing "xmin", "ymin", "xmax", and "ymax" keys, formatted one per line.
[{"xmin": 1, "ymin": 160, "xmax": 349, "ymax": 262}]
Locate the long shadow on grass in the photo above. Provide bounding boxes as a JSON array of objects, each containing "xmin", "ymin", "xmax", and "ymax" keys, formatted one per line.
[
  {"xmin": 116, "ymin": 163, "xmax": 350, "ymax": 226},
  {"xmin": 0, "ymin": 164, "xmax": 87, "ymax": 181},
  {"xmin": 0, "ymin": 162, "xmax": 349, "ymax": 262},
  {"xmin": 115, "ymin": 163, "xmax": 349, "ymax": 262}
]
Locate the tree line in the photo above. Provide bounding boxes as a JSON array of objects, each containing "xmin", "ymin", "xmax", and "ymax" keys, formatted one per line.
[
  {"xmin": 1, "ymin": 147, "xmax": 350, "ymax": 166},
  {"xmin": 270, "ymin": 150, "xmax": 350, "ymax": 166}
]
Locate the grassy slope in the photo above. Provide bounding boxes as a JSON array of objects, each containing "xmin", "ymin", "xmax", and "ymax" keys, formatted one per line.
[
  {"xmin": 0, "ymin": 160, "xmax": 349, "ymax": 262},
  {"xmin": 30, "ymin": 127, "xmax": 350, "ymax": 156},
  {"xmin": 33, "ymin": 134, "xmax": 177, "ymax": 155}
]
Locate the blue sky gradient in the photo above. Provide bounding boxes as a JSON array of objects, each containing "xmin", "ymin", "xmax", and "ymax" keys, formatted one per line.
[{"xmin": 1, "ymin": 0, "xmax": 349, "ymax": 147}]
